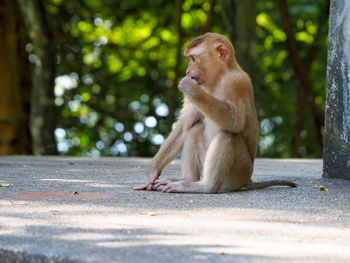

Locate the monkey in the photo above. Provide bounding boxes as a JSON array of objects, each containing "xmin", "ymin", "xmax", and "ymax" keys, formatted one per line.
[{"xmin": 133, "ymin": 32, "xmax": 296, "ymax": 193}]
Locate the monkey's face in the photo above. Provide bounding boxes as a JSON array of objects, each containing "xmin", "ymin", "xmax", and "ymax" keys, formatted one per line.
[
  {"xmin": 185, "ymin": 55, "xmax": 204, "ymax": 85},
  {"xmin": 184, "ymin": 44, "xmax": 208, "ymax": 86},
  {"xmin": 184, "ymin": 41, "xmax": 232, "ymax": 89}
]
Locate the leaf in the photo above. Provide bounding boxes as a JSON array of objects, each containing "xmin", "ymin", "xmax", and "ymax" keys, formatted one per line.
[
  {"xmin": 147, "ymin": 212, "xmax": 158, "ymax": 216},
  {"xmin": 319, "ymin": 186, "xmax": 328, "ymax": 191},
  {"xmin": 313, "ymin": 184, "xmax": 328, "ymax": 191},
  {"xmin": 0, "ymin": 184, "xmax": 10, "ymax": 187}
]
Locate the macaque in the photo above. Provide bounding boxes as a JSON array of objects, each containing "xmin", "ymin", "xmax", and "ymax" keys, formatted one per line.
[{"xmin": 134, "ymin": 32, "xmax": 296, "ymax": 193}]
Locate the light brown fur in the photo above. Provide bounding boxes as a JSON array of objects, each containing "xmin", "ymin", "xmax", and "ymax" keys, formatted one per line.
[{"xmin": 134, "ymin": 33, "xmax": 296, "ymax": 193}]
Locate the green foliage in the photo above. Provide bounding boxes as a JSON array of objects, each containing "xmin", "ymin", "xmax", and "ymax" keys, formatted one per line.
[
  {"xmin": 255, "ymin": 0, "xmax": 327, "ymax": 157},
  {"xmin": 49, "ymin": 0, "xmax": 224, "ymax": 157},
  {"xmin": 46, "ymin": 0, "xmax": 327, "ymax": 158}
]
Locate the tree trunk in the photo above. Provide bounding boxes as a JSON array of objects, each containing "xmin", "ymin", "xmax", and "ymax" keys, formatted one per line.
[
  {"xmin": 221, "ymin": 0, "xmax": 263, "ymax": 116},
  {"xmin": 221, "ymin": 0, "xmax": 257, "ymax": 80},
  {"xmin": 221, "ymin": 0, "xmax": 236, "ymax": 44},
  {"xmin": 18, "ymin": 0, "xmax": 57, "ymax": 155},
  {"xmin": 0, "ymin": 0, "xmax": 32, "ymax": 155},
  {"xmin": 290, "ymin": 85, "xmax": 305, "ymax": 157},
  {"xmin": 323, "ymin": 0, "xmax": 350, "ymax": 179},
  {"xmin": 167, "ymin": 0, "xmax": 184, "ymax": 133},
  {"xmin": 201, "ymin": 0, "xmax": 216, "ymax": 34}
]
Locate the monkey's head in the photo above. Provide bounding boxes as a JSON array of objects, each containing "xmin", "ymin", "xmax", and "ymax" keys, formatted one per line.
[{"xmin": 184, "ymin": 33, "xmax": 237, "ymax": 87}]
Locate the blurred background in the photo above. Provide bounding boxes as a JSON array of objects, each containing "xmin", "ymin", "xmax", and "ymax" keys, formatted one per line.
[{"xmin": 0, "ymin": 0, "xmax": 329, "ymax": 158}]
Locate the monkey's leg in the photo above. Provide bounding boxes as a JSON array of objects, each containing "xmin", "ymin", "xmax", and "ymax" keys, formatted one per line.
[
  {"xmin": 181, "ymin": 122, "xmax": 205, "ymax": 181},
  {"xmin": 163, "ymin": 132, "xmax": 252, "ymax": 193},
  {"xmin": 154, "ymin": 122, "xmax": 205, "ymax": 190}
]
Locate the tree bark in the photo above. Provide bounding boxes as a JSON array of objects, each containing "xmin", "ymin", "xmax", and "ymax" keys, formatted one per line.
[
  {"xmin": 221, "ymin": 0, "xmax": 236, "ymax": 43},
  {"xmin": 290, "ymin": 84, "xmax": 305, "ymax": 157},
  {"xmin": 221, "ymin": 0, "xmax": 267, "ymax": 132},
  {"xmin": 221, "ymin": 0, "xmax": 257, "ymax": 81},
  {"xmin": 168, "ymin": 0, "xmax": 184, "ymax": 132},
  {"xmin": 201, "ymin": 0, "xmax": 216, "ymax": 34},
  {"xmin": 18, "ymin": 0, "xmax": 57, "ymax": 155},
  {"xmin": 0, "ymin": 0, "xmax": 32, "ymax": 155},
  {"xmin": 323, "ymin": 0, "xmax": 350, "ymax": 179}
]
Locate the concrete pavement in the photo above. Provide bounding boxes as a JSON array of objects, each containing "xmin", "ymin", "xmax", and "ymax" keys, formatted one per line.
[{"xmin": 0, "ymin": 156, "xmax": 350, "ymax": 262}]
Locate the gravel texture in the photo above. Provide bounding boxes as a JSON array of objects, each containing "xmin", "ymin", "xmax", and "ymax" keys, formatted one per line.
[{"xmin": 0, "ymin": 156, "xmax": 349, "ymax": 263}]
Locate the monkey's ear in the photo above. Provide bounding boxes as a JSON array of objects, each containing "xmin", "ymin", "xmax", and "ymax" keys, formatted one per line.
[{"xmin": 215, "ymin": 43, "xmax": 230, "ymax": 62}]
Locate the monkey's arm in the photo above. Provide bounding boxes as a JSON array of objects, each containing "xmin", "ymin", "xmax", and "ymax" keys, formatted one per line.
[
  {"xmin": 179, "ymin": 77, "xmax": 246, "ymax": 133},
  {"xmin": 134, "ymin": 100, "xmax": 202, "ymax": 191},
  {"xmin": 192, "ymin": 93, "xmax": 245, "ymax": 133}
]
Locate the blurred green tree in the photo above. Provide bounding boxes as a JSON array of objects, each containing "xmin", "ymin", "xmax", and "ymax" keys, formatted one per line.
[
  {"xmin": 254, "ymin": 0, "xmax": 328, "ymax": 157},
  {"xmin": 49, "ymin": 0, "xmax": 328, "ymax": 158},
  {"xmin": 48, "ymin": 0, "xmax": 225, "ymax": 157},
  {"xmin": 2, "ymin": 0, "xmax": 328, "ymax": 158}
]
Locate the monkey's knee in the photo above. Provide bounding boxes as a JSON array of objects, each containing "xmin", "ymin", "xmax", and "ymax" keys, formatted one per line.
[
  {"xmin": 187, "ymin": 122, "xmax": 204, "ymax": 140},
  {"xmin": 182, "ymin": 122, "xmax": 205, "ymax": 155},
  {"xmin": 204, "ymin": 132, "xmax": 253, "ymax": 191},
  {"xmin": 225, "ymin": 133, "xmax": 253, "ymax": 189},
  {"xmin": 207, "ymin": 131, "xmax": 238, "ymax": 155},
  {"xmin": 181, "ymin": 122, "xmax": 205, "ymax": 181},
  {"xmin": 214, "ymin": 132, "xmax": 249, "ymax": 155}
]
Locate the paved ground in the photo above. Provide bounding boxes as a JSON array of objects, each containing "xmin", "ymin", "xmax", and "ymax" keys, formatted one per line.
[{"xmin": 0, "ymin": 156, "xmax": 350, "ymax": 263}]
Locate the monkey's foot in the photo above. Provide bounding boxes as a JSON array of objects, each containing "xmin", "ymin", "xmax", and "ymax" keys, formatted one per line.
[
  {"xmin": 162, "ymin": 181, "xmax": 186, "ymax": 193},
  {"xmin": 154, "ymin": 178, "xmax": 179, "ymax": 190},
  {"xmin": 133, "ymin": 183, "xmax": 157, "ymax": 191},
  {"xmin": 133, "ymin": 176, "xmax": 159, "ymax": 191},
  {"xmin": 133, "ymin": 171, "xmax": 162, "ymax": 191}
]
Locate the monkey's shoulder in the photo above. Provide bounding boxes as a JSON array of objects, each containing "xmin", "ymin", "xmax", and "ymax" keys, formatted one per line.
[
  {"xmin": 226, "ymin": 70, "xmax": 252, "ymax": 87},
  {"xmin": 218, "ymin": 71, "xmax": 253, "ymax": 100}
]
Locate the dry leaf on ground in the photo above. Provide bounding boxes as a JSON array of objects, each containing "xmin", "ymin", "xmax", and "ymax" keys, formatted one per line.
[
  {"xmin": 312, "ymin": 184, "xmax": 328, "ymax": 191},
  {"xmin": 147, "ymin": 212, "xmax": 158, "ymax": 216},
  {"xmin": 319, "ymin": 186, "xmax": 328, "ymax": 191}
]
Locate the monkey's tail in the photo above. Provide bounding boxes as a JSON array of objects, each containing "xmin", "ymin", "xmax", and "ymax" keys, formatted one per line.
[{"xmin": 249, "ymin": 180, "xmax": 297, "ymax": 190}]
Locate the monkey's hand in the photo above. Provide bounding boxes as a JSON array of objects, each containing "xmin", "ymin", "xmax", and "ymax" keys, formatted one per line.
[
  {"xmin": 178, "ymin": 76, "xmax": 201, "ymax": 99},
  {"xmin": 133, "ymin": 169, "xmax": 161, "ymax": 191}
]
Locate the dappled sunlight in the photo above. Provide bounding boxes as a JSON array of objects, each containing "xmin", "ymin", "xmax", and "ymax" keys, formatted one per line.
[
  {"xmin": 1, "ymin": 156, "xmax": 350, "ymax": 261},
  {"xmin": 1, "ymin": 199, "xmax": 350, "ymax": 262},
  {"xmin": 1, "ymin": 0, "xmax": 329, "ymax": 159},
  {"xmin": 39, "ymin": 177, "xmax": 128, "ymax": 189},
  {"xmin": 41, "ymin": 178, "xmax": 92, "ymax": 183},
  {"xmin": 87, "ymin": 183, "xmax": 124, "ymax": 188},
  {"xmin": 263, "ymin": 158, "xmax": 322, "ymax": 163},
  {"xmin": 47, "ymin": 0, "xmax": 328, "ymax": 158},
  {"xmin": 44, "ymin": 0, "xmax": 329, "ymax": 158}
]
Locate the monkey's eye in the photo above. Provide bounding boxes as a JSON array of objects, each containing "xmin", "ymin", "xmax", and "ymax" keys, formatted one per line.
[{"xmin": 188, "ymin": 55, "xmax": 196, "ymax": 63}]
